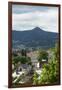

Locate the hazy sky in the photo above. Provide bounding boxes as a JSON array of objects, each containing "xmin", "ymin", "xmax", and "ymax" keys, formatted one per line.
[{"xmin": 12, "ymin": 5, "xmax": 58, "ymax": 33}]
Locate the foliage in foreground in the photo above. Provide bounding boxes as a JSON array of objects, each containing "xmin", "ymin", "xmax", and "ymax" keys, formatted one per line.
[{"xmin": 33, "ymin": 44, "xmax": 59, "ymax": 85}]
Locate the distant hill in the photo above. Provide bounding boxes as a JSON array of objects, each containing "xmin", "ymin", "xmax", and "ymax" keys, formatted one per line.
[{"xmin": 12, "ymin": 27, "xmax": 58, "ymax": 49}]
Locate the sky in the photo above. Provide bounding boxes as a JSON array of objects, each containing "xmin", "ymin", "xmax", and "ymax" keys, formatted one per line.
[{"xmin": 12, "ymin": 4, "xmax": 59, "ymax": 33}]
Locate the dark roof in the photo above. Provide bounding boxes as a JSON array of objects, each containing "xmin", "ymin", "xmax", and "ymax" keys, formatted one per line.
[{"xmin": 21, "ymin": 64, "xmax": 29, "ymax": 69}]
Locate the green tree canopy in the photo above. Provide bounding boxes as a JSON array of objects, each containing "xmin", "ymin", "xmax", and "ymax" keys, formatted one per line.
[
  {"xmin": 38, "ymin": 50, "xmax": 48, "ymax": 62},
  {"xmin": 13, "ymin": 56, "xmax": 31, "ymax": 64}
]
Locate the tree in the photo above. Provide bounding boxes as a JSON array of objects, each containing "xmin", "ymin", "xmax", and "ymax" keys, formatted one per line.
[
  {"xmin": 33, "ymin": 72, "xmax": 39, "ymax": 85},
  {"xmin": 27, "ymin": 57, "xmax": 32, "ymax": 65},
  {"xmin": 38, "ymin": 44, "xmax": 59, "ymax": 84},
  {"xmin": 33, "ymin": 43, "xmax": 59, "ymax": 85},
  {"xmin": 13, "ymin": 56, "xmax": 31, "ymax": 64},
  {"xmin": 12, "ymin": 55, "xmax": 31, "ymax": 74},
  {"xmin": 21, "ymin": 49, "xmax": 26, "ymax": 56},
  {"xmin": 37, "ymin": 50, "xmax": 48, "ymax": 68},
  {"xmin": 38, "ymin": 64, "xmax": 50, "ymax": 84}
]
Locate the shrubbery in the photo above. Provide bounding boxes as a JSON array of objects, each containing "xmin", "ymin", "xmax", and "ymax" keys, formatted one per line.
[{"xmin": 33, "ymin": 44, "xmax": 59, "ymax": 85}]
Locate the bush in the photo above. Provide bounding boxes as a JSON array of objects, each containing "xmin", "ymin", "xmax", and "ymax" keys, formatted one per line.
[
  {"xmin": 33, "ymin": 72, "xmax": 39, "ymax": 85},
  {"xmin": 33, "ymin": 44, "xmax": 59, "ymax": 85},
  {"xmin": 13, "ymin": 56, "xmax": 31, "ymax": 64},
  {"xmin": 38, "ymin": 45, "xmax": 59, "ymax": 84}
]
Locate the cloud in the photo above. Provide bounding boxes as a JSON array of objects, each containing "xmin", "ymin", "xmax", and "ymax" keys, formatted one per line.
[
  {"xmin": 12, "ymin": 5, "xmax": 49, "ymax": 14},
  {"xmin": 12, "ymin": 5, "xmax": 58, "ymax": 33}
]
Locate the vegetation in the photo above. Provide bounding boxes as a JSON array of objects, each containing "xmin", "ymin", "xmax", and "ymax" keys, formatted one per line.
[
  {"xmin": 21, "ymin": 49, "xmax": 27, "ymax": 56},
  {"xmin": 12, "ymin": 43, "xmax": 59, "ymax": 85},
  {"xmin": 33, "ymin": 72, "xmax": 39, "ymax": 85},
  {"xmin": 38, "ymin": 50, "xmax": 48, "ymax": 61},
  {"xmin": 12, "ymin": 76, "xmax": 17, "ymax": 81},
  {"xmin": 12, "ymin": 51, "xmax": 31, "ymax": 74},
  {"xmin": 13, "ymin": 27, "xmax": 58, "ymax": 49},
  {"xmin": 33, "ymin": 44, "xmax": 59, "ymax": 85},
  {"xmin": 37, "ymin": 50, "xmax": 48, "ymax": 68},
  {"xmin": 12, "ymin": 55, "xmax": 31, "ymax": 65}
]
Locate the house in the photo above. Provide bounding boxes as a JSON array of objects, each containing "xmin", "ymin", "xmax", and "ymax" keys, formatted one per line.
[
  {"xmin": 27, "ymin": 51, "xmax": 39, "ymax": 70},
  {"xmin": 17, "ymin": 64, "xmax": 32, "ymax": 75}
]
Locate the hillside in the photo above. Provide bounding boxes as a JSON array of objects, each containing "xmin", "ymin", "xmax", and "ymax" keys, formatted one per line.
[{"xmin": 12, "ymin": 27, "xmax": 58, "ymax": 49}]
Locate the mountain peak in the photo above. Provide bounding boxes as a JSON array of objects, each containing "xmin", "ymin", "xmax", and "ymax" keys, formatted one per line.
[
  {"xmin": 32, "ymin": 27, "xmax": 44, "ymax": 32},
  {"xmin": 33, "ymin": 27, "xmax": 41, "ymax": 30}
]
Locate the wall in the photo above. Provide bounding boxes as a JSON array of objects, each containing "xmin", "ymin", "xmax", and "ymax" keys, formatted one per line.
[{"xmin": 0, "ymin": 0, "xmax": 62, "ymax": 90}]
